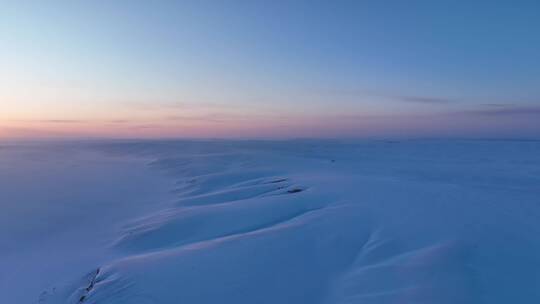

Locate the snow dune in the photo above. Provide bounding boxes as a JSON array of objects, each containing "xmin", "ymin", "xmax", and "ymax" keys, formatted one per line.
[
  {"xmin": 2, "ymin": 140, "xmax": 540, "ymax": 303},
  {"xmin": 0, "ymin": 143, "xmax": 175, "ymax": 303}
]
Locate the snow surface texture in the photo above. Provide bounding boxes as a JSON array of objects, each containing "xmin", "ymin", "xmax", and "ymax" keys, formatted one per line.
[
  {"xmin": 0, "ymin": 143, "xmax": 175, "ymax": 303},
  {"xmin": 2, "ymin": 140, "xmax": 540, "ymax": 303}
]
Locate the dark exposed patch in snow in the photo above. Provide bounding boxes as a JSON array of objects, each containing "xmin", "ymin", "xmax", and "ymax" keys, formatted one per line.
[
  {"xmin": 268, "ymin": 178, "xmax": 288, "ymax": 184},
  {"xmin": 79, "ymin": 268, "xmax": 100, "ymax": 303},
  {"xmin": 287, "ymin": 188, "xmax": 304, "ymax": 194}
]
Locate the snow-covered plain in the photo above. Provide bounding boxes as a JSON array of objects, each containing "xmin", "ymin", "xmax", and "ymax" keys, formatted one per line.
[
  {"xmin": 0, "ymin": 143, "xmax": 175, "ymax": 303},
  {"xmin": 2, "ymin": 140, "xmax": 540, "ymax": 303}
]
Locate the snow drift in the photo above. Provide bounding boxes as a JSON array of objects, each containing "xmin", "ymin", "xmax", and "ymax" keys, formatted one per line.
[{"xmin": 2, "ymin": 140, "xmax": 539, "ymax": 303}]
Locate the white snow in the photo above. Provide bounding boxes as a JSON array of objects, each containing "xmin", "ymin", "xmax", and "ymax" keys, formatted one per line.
[
  {"xmin": 2, "ymin": 140, "xmax": 540, "ymax": 303},
  {"xmin": 0, "ymin": 142, "xmax": 175, "ymax": 303}
]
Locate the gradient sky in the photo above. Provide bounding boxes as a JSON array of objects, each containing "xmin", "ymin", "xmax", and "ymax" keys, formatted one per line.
[{"xmin": 1, "ymin": 0, "xmax": 539, "ymax": 139}]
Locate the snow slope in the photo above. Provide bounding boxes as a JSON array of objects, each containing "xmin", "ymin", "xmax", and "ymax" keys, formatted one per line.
[
  {"xmin": 3, "ymin": 140, "xmax": 540, "ymax": 303},
  {"xmin": 0, "ymin": 143, "xmax": 176, "ymax": 303}
]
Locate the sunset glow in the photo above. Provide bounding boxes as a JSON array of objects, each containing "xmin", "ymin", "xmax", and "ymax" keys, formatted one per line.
[{"xmin": 1, "ymin": 1, "xmax": 539, "ymax": 139}]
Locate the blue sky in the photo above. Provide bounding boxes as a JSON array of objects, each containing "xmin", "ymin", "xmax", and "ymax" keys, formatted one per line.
[{"xmin": 1, "ymin": 0, "xmax": 539, "ymax": 138}]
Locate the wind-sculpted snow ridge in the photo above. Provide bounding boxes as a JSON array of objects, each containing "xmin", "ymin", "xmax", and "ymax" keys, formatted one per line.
[{"xmin": 40, "ymin": 140, "xmax": 540, "ymax": 303}]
